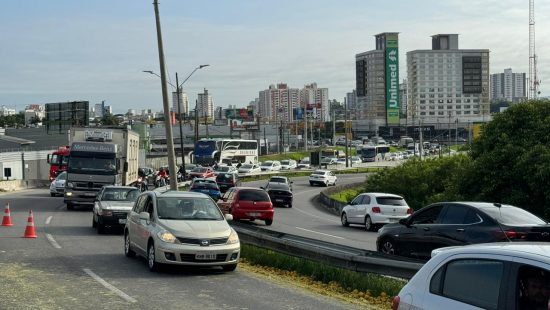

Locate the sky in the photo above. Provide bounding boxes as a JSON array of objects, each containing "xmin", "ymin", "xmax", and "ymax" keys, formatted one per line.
[{"xmin": 1, "ymin": 0, "xmax": 549, "ymax": 114}]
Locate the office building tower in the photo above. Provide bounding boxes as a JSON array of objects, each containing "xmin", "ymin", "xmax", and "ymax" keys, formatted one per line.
[{"xmin": 490, "ymin": 68, "xmax": 527, "ymax": 103}]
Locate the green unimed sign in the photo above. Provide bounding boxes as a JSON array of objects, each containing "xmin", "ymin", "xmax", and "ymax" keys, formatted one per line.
[{"xmin": 385, "ymin": 34, "xmax": 400, "ymax": 125}]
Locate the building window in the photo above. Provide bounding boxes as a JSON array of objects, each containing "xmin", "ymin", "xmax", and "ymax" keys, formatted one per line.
[{"xmin": 456, "ymin": 105, "xmax": 461, "ymax": 109}]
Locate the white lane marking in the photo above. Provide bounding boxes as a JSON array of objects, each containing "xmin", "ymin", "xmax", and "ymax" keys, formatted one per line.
[
  {"xmin": 45, "ymin": 216, "xmax": 53, "ymax": 225},
  {"xmin": 45, "ymin": 234, "xmax": 62, "ymax": 249},
  {"xmin": 83, "ymin": 268, "xmax": 137, "ymax": 303},
  {"xmin": 295, "ymin": 227, "xmax": 345, "ymax": 239}
]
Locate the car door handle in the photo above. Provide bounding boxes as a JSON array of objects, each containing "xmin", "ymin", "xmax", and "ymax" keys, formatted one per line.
[
  {"xmin": 456, "ymin": 228, "xmax": 465, "ymax": 232},
  {"xmin": 423, "ymin": 227, "xmax": 430, "ymax": 231}
]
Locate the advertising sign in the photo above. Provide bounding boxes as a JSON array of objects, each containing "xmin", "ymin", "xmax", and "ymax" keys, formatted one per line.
[
  {"xmin": 293, "ymin": 107, "xmax": 303, "ymax": 120},
  {"xmin": 385, "ymin": 34, "xmax": 400, "ymax": 125}
]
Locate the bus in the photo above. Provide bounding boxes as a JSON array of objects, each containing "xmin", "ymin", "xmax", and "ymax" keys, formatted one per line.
[
  {"xmin": 358, "ymin": 145, "xmax": 390, "ymax": 162},
  {"xmin": 192, "ymin": 139, "xmax": 258, "ymax": 166},
  {"xmin": 398, "ymin": 136, "xmax": 414, "ymax": 148}
]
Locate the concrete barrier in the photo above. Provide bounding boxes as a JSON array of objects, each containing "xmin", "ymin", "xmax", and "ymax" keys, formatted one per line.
[
  {"xmin": 0, "ymin": 179, "xmax": 50, "ymax": 192},
  {"xmin": 318, "ymin": 182, "xmax": 365, "ymax": 216}
]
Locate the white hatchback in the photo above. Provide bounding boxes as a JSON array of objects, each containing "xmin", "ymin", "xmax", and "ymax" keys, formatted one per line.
[
  {"xmin": 260, "ymin": 160, "xmax": 281, "ymax": 171},
  {"xmin": 308, "ymin": 170, "xmax": 337, "ymax": 187},
  {"xmin": 49, "ymin": 171, "xmax": 67, "ymax": 197},
  {"xmin": 393, "ymin": 242, "xmax": 550, "ymax": 310},
  {"xmin": 341, "ymin": 193, "xmax": 411, "ymax": 231},
  {"xmin": 280, "ymin": 159, "xmax": 297, "ymax": 170}
]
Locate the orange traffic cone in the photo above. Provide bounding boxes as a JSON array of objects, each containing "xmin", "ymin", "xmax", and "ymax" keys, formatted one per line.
[
  {"xmin": 1, "ymin": 203, "xmax": 13, "ymax": 226},
  {"xmin": 23, "ymin": 210, "xmax": 37, "ymax": 238}
]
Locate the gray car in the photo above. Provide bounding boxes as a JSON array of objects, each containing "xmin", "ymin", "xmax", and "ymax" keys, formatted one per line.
[
  {"xmin": 124, "ymin": 190, "xmax": 240, "ymax": 272},
  {"xmin": 93, "ymin": 186, "xmax": 140, "ymax": 234}
]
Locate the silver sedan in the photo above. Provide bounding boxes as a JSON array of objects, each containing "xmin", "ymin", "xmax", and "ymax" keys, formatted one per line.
[{"xmin": 124, "ymin": 190, "xmax": 240, "ymax": 272}]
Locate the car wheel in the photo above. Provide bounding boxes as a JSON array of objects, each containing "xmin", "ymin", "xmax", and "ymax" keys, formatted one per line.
[
  {"xmin": 222, "ymin": 264, "xmax": 238, "ymax": 272},
  {"xmin": 324, "ymin": 181, "xmax": 328, "ymax": 187},
  {"xmin": 92, "ymin": 215, "xmax": 97, "ymax": 228},
  {"xmin": 341, "ymin": 213, "xmax": 349, "ymax": 227},
  {"xmin": 147, "ymin": 242, "xmax": 160, "ymax": 272},
  {"xmin": 124, "ymin": 231, "xmax": 136, "ymax": 258},
  {"xmin": 309, "ymin": 182, "xmax": 314, "ymax": 186},
  {"xmin": 365, "ymin": 216, "xmax": 375, "ymax": 232},
  {"xmin": 66, "ymin": 202, "xmax": 74, "ymax": 210},
  {"xmin": 288, "ymin": 203, "xmax": 292, "ymax": 208},
  {"xmin": 265, "ymin": 219, "xmax": 273, "ymax": 226},
  {"xmin": 380, "ymin": 238, "xmax": 397, "ymax": 255},
  {"xmin": 50, "ymin": 193, "xmax": 55, "ymax": 197}
]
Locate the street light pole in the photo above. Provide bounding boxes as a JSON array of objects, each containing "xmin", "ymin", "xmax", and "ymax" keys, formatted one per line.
[{"xmin": 152, "ymin": 0, "xmax": 177, "ymax": 190}]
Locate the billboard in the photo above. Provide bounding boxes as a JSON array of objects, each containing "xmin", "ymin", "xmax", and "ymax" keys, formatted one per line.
[
  {"xmin": 293, "ymin": 107, "xmax": 303, "ymax": 120},
  {"xmin": 385, "ymin": 34, "xmax": 400, "ymax": 125},
  {"xmin": 45, "ymin": 101, "xmax": 89, "ymax": 134},
  {"xmin": 225, "ymin": 108, "xmax": 254, "ymax": 120}
]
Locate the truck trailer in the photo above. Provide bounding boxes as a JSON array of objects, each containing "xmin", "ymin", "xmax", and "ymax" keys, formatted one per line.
[{"xmin": 64, "ymin": 127, "xmax": 139, "ymax": 209}]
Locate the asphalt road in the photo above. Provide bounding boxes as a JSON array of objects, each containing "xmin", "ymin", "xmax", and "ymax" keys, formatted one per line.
[
  {"xmin": 244, "ymin": 174, "xmax": 379, "ymax": 251},
  {"xmin": 0, "ymin": 188, "xmax": 363, "ymax": 309}
]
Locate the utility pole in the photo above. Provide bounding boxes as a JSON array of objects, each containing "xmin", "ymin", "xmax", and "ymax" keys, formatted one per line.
[
  {"xmin": 332, "ymin": 103, "xmax": 336, "ymax": 146},
  {"xmin": 195, "ymin": 99, "xmax": 199, "ymax": 143},
  {"xmin": 263, "ymin": 126, "xmax": 268, "ymax": 155},
  {"xmin": 152, "ymin": 0, "xmax": 177, "ymax": 190},
  {"xmin": 175, "ymin": 73, "xmax": 186, "ymax": 177},
  {"xmin": 204, "ymin": 111, "xmax": 209, "ymax": 138},
  {"xmin": 304, "ymin": 112, "xmax": 308, "ymax": 151},
  {"xmin": 345, "ymin": 101, "xmax": 349, "ymax": 168}
]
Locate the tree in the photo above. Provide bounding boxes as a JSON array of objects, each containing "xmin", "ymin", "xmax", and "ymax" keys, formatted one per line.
[
  {"xmin": 460, "ymin": 100, "xmax": 550, "ymax": 218},
  {"xmin": 100, "ymin": 114, "xmax": 121, "ymax": 126}
]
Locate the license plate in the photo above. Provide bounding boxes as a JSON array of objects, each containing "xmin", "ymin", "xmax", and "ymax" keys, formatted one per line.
[
  {"xmin": 195, "ymin": 253, "xmax": 217, "ymax": 260},
  {"xmin": 389, "ymin": 218, "xmax": 399, "ymax": 223},
  {"xmin": 248, "ymin": 212, "xmax": 261, "ymax": 217},
  {"xmin": 275, "ymin": 199, "xmax": 284, "ymax": 202},
  {"xmin": 118, "ymin": 219, "xmax": 127, "ymax": 224}
]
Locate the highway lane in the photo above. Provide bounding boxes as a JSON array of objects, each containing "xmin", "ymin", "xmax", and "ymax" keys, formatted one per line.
[
  {"xmin": 243, "ymin": 174, "xmax": 379, "ymax": 251},
  {"xmin": 0, "ymin": 189, "xmax": 361, "ymax": 309}
]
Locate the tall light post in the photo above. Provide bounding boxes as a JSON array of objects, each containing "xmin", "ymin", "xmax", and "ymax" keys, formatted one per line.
[{"xmin": 143, "ymin": 64, "xmax": 209, "ymax": 180}]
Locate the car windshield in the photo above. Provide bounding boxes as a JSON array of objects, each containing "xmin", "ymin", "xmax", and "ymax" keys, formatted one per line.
[
  {"xmin": 261, "ymin": 161, "xmax": 273, "ymax": 167},
  {"xmin": 192, "ymin": 167, "xmax": 207, "ymax": 173},
  {"xmin": 375, "ymin": 197, "xmax": 407, "ymax": 206},
  {"xmin": 269, "ymin": 177, "xmax": 287, "ymax": 183},
  {"xmin": 301, "ymin": 160, "xmax": 310, "ymax": 164},
  {"xmin": 240, "ymin": 164, "xmax": 253, "ymax": 169},
  {"xmin": 193, "ymin": 183, "xmax": 219, "ymax": 190},
  {"xmin": 481, "ymin": 206, "xmax": 547, "ymax": 225},
  {"xmin": 239, "ymin": 190, "xmax": 270, "ymax": 202},
  {"xmin": 157, "ymin": 197, "xmax": 224, "ymax": 220},
  {"xmin": 101, "ymin": 188, "xmax": 139, "ymax": 201},
  {"xmin": 217, "ymin": 166, "xmax": 230, "ymax": 172},
  {"xmin": 56, "ymin": 172, "xmax": 67, "ymax": 180},
  {"xmin": 280, "ymin": 160, "xmax": 290, "ymax": 165}
]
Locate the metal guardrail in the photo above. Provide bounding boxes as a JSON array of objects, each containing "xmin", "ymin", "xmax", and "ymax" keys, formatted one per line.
[{"xmin": 232, "ymin": 222, "xmax": 424, "ymax": 279}]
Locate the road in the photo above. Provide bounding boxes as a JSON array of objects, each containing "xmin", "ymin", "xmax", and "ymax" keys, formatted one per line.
[
  {"xmin": 0, "ymin": 187, "xmax": 365, "ymax": 309},
  {"xmin": 243, "ymin": 174, "xmax": 378, "ymax": 251}
]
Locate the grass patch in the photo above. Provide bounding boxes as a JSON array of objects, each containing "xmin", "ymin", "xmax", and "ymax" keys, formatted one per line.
[
  {"xmin": 330, "ymin": 187, "xmax": 364, "ymax": 203},
  {"xmin": 241, "ymin": 244, "xmax": 405, "ymax": 305}
]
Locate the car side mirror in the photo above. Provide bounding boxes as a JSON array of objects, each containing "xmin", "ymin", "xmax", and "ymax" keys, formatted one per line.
[
  {"xmin": 260, "ymin": 186, "xmax": 264, "ymax": 190},
  {"xmin": 139, "ymin": 212, "xmax": 150, "ymax": 221},
  {"xmin": 290, "ymin": 181, "xmax": 294, "ymax": 184},
  {"xmin": 225, "ymin": 214, "xmax": 233, "ymax": 221}
]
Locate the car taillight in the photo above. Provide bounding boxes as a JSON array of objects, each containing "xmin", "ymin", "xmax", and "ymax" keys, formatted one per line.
[
  {"xmin": 504, "ymin": 230, "xmax": 528, "ymax": 240},
  {"xmin": 372, "ymin": 206, "xmax": 381, "ymax": 213},
  {"xmin": 392, "ymin": 296, "xmax": 400, "ymax": 310},
  {"xmin": 407, "ymin": 208, "xmax": 412, "ymax": 214}
]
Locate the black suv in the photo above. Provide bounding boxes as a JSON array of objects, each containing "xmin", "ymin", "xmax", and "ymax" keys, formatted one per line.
[
  {"xmin": 376, "ymin": 202, "xmax": 550, "ymax": 260},
  {"xmin": 216, "ymin": 173, "xmax": 241, "ymax": 193},
  {"xmin": 262, "ymin": 182, "xmax": 293, "ymax": 208}
]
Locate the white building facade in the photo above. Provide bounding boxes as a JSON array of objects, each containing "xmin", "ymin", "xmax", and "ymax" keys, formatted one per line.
[
  {"xmin": 172, "ymin": 87, "xmax": 190, "ymax": 115},
  {"xmin": 490, "ymin": 68, "xmax": 526, "ymax": 103},
  {"xmin": 197, "ymin": 88, "xmax": 214, "ymax": 122},
  {"xmin": 407, "ymin": 34, "xmax": 491, "ymax": 125}
]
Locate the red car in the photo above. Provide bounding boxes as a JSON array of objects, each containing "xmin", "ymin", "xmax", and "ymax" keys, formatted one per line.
[
  {"xmin": 188, "ymin": 167, "xmax": 214, "ymax": 179},
  {"xmin": 217, "ymin": 187, "xmax": 274, "ymax": 226}
]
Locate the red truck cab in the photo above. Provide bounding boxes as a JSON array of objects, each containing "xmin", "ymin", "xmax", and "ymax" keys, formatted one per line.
[{"xmin": 47, "ymin": 146, "xmax": 70, "ymax": 182}]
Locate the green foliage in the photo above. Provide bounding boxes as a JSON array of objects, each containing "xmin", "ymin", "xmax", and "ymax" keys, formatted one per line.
[
  {"xmin": 330, "ymin": 188, "xmax": 363, "ymax": 203},
  {"xmin": 100, "ymin": 114, "xmax": 121, "ymax": 126},
  {"xmin": 462, "ymin": 100, "xmax": 550, "ymax": 218},
  {"xmin": 363, "ymin": 155, "xmax": 473, "ymax": 211},
  {"xmin": 241, "ymin": 244, "xmax": 404, "ymax": 297},
  {"xmin": 0, "ymin": 113, "xmax": 25, "ymax": 127}
]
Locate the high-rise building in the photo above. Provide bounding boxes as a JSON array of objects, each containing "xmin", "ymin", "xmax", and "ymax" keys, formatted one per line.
[
  {"xmin": 490, "ymin": 68, "xmax": 527, "ymax": 103},
  {"xmin": 345, "ymin": 90, "xmax": 357, "ymax": 111},
  {"xmin": 300, "ymin": 83, "xmax": 330, "ymax": 122},
  {"xmin": 0, "ymin": 106, "xmax": 16, "ymax": 116},
  {"xmin": 355, "ymin": 33, "xmax": 401, "ymax": 133},
  {"xmin": 172, "ymin": 87, "xmax": 190, "ymax": 116},
  {"xmin": 407, "ymin": 34, "xmax": 490, "ymax": 124},
  {"xmin": 400, "ymin": 80, "xmax": 407, "ymax": 118},
  {"xmin": 94, "ymin": 103, "xmax": 104, "ymax": 118},
  {"xmin": 197, "ymin": 88, "xmax": 214, "ymax": 122}
]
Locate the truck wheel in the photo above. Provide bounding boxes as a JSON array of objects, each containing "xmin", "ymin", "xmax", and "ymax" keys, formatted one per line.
[
  {"xmin": 92, "ymin": 215, "xmax": 97, "ymax": 228},
  {"xmin": 66, "ymin": 202, "xmax": 74, "ymax": 210},
  {"xmin": 97, "ymin": 220, "xmax": 106, "ymax": 234}
]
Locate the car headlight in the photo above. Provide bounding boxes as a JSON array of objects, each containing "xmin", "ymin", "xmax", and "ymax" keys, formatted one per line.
[
  {"xmin": 226, "ymin": 229, "xmax": 240, "ymax": 245},
  {"xmin": 157, "ymin": 230, "xmax": 177, "ymax": 243},
  {"xmin": 66, "ymin": 182, "xmax": 74, "ymax": 189}
]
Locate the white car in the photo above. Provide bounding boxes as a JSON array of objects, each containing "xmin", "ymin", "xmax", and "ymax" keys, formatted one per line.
[
  {"xmin": 351, "ymin": 156, "xmax": 362, "ymax": 164},
  {"xmin": 297, "ymin": 158, "xmax": 311, "ymax": 169},
  {"xmin": 393, "ymin": 242, "xmax": 550, "ymax": 310},
  {"xmin": 213, "ymin": 165, "xmax": 238, "ymax": 176},
  {"xmin": 238, "ymin": 163, "xmax": 261, "ymax": 174},
  {"xmin": 260, "ymin": 160, "xmax": 281, "ymax": 171},
  {"xmin": 49, "ymin": 171, "xmax": 67, "ymax": 197},
  {"xmin": 320, "ymin": 156, "xmax": 338, "ymax": 165},
  {"xmin": 336, "ymin": 158, "xmax": 347, "ymax": 165},
  {"xmin": 340, "ymin": 193, "xmax": 411, "ymax": 231},
  {"xmin": 308, "ymin": 170, "xmax": 337, "ymax": 187},
  {"xmin": 280, "ymin": 159, "xmax": 297, "ymax": 170}
]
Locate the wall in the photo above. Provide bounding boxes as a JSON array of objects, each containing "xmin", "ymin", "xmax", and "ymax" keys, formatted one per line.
[{"xmin": 0, "ymin": 150, "xmax": 53, "ymax": 181}]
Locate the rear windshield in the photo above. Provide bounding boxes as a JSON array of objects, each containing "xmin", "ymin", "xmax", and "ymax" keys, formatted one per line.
[
  {"xmin": 481, "ymin": 206, "xmax": 547, "ymax": 225},
  {"xmin": 217, "ymin": 166, "xmax": 230, "ymax": 172},
  {"xmin": 269, "ymin": 177, "xmax": 287, "ymax": 183},
  {"xmin": 375, "ymin": 197, "xmax": 407, "ymax": 206},
  {"xmin": 241, "ymin": 164, "xmax": 253, "ymax": 169},
  {"xmin": 267, "ymin": 183, "xmax": 290, "ymax": 191},
  {"xmin": 261, "ymin": 161, "xmax": 273, "ymax": 166},
  {"xmin": 311, "ymin": 171, "xmax": 326, "ymax": 175},
  {"xmin": 239, "ymin": 190, "xmax": 270, "ymax": 202},
  {"xmin": 216, "ymin": 174, "xmax": 234, "ymax": 181},
  {"xmin": 193, "ymin": 183, "xmax": 219, "ymax": 190}
]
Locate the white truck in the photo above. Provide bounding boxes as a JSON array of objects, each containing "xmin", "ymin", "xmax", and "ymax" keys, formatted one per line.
[{"xmin": 64, "ymin": 127, "xmax": 140, "ymax": 209}]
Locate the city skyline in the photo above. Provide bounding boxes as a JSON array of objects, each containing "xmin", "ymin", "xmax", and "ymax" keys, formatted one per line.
[{"xmin": 1, "ymin": 0, "xmax": 548, "ymax": 114}]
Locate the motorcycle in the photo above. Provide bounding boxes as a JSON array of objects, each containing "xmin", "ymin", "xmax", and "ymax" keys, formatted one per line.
[
  {"xmin": 155, "ymin": 173, "xmax": 169, "ymax": 188},
  {"xmin": 135, "ymin": 176, "xmax": 148, "ymax": 192}
]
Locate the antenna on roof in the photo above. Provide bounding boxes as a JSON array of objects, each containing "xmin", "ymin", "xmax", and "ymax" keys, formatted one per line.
[{"xmin": 493, "ymin": 203, "xmax": 502, "ymax": 208}]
